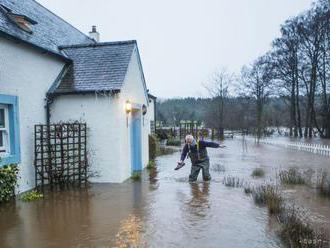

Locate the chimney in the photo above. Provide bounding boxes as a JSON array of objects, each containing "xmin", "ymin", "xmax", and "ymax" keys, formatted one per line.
[{"xmin": 89, "ymin": 25, "xmax": 100, "ymax": 42}]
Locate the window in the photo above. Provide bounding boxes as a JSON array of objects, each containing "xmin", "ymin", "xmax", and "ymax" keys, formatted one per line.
[
  {"xmin": 0, "ymin": 105, "xmax": 10, "ymax": 155},
  {"xmin": 0, "ymin": 4, "xmax": 38, "ymax": 33},
  {"xmin": 0, "ymin": 95, "xmax": 20, "ymax": 166}
]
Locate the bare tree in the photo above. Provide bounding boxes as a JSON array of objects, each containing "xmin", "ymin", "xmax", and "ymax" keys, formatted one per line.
[
  {"xmin": 204, "ymin": 68, "xmax": 234, "ymax": 139},
  {"xmin": 241, "ymin": 56, "xmax": 274, "ymax": 142}
]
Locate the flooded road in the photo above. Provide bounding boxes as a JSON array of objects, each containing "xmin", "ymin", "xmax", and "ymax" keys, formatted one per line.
[{"xmin": 1, "ymin": 139, "xmax": 330, "ymax": 247}]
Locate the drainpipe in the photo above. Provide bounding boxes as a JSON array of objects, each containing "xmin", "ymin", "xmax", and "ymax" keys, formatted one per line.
[{"xmin": 45, "ymin": 93, "xmax": 54, "ymax": 125}]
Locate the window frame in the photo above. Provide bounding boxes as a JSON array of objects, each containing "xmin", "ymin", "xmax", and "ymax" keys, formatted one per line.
[
  {"xmin": 0, "ymin": 94, "xmax": 20, "ymax": 167},
  {"xmin": 0, "ymin": 104, "xmax": 10, "ymax": 155}
]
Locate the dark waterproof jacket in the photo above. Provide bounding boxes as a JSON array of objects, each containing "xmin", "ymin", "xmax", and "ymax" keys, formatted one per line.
[{"xmin": 180, "ymin": 140, "xmax": 220, "ymax": 165}]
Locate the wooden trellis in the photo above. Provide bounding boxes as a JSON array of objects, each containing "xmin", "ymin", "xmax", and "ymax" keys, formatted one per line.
[{"xmin": 34, "ymin": 123, "xmax": 87, "ymax": 189}]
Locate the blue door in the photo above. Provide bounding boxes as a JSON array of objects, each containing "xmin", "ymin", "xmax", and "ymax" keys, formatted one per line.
[{"xmin": 131, "ymin": 111, "xmax": 142, "ymax": 172}]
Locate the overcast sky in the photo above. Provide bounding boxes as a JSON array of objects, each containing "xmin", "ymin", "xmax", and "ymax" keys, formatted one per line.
[{"xmin": 38, "ymin": 0, "xmax": 314, "ymax": 98}]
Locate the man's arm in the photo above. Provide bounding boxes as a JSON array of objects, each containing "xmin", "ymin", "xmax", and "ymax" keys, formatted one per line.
[
  {"xmin": 199, "ymin": 140, "xmax": 225, "ymax": 148},
  {"xmin": 180, "ymin": 144, "xmax": 189, "ymax": 162}
]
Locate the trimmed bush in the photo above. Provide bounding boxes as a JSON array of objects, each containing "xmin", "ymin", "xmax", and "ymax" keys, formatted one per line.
[
  {"xmin": 166, "ymin": 138, "xmax": 181, "ymax": 146},
  {"xmin": 251, "ymin": 168, "xmax": 265, "ymax": 178},
  {"xmin": 0, "ymin": 164, "xmax": 19, "ymax": 203},
  {"xmin": 146, "ymin": 160, "xmax": 156, "ymax": 170},
  {"xmin": 155, "ymin": 129, "xmax": 168, "ymax": 140}
]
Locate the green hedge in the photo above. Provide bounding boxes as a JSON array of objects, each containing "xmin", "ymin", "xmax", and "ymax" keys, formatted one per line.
[
  {"xmin": 149, "ymin": 134, "xmax": 160, "ymax": 160},
  {"xmin": 166, "ymin": 138, "xmax": 181, "ymax": 146},
  {"xmin": 0, "ymin": 164, "xmax": 19, "ymax": 203}
]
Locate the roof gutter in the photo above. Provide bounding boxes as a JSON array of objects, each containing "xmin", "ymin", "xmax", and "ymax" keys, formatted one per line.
[{"xmin": 49, "ymin": 89, "xmax": 121, "ymax": 97}]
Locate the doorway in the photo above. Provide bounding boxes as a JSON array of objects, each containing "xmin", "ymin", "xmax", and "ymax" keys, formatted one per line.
[{"xmin": 130, "ymin": 110, "xmax": 142, "ymax": 172}]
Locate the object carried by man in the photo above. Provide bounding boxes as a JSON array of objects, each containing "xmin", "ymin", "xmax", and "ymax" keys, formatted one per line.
[{"xmin": 174, "ymin": 162, "xmax": 185, "ymax": 170}]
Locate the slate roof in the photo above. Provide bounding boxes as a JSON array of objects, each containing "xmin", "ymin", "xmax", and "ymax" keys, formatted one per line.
[
  {"xmin": 0, "ymin": 0, "xmax": 149, "ymax": 97},
  {"xmin": 50, "ymin": 41, "xmax": 137, "ymax": 94},
  {"xmin": 0, "ymin": 0, "xmax": 94, "ymax": 57}
]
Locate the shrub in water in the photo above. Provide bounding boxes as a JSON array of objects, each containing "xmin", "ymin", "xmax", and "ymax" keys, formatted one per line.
[
  {"xmin": 146, "ymin": 160, "xmax": 156, "ymax": 170},
  {"xmin": 131, "ymin": 172, "xmax": 141, "ymax": 181},
  {"xmin": 0, "ymin": 164, "xmax": 19, "ymax": 203},
  {"xmin": 21, "ymin": 190, "xmax": 43, "ymax": 202},
  {"xmin": 279, "ymin": 168, "xmax": 306, "ymax": 185},
  {"xmin": 251, "ymin": 168, "xmax": 265, "ymax": 178}
]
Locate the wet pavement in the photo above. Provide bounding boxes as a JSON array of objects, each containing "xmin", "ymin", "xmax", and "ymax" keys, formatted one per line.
[{"xmin": 1, "ymin": 139, "xmax": 330, "ymax": 248}]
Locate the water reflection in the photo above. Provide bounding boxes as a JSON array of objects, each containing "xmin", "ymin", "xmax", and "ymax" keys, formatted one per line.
[
  {"xmin": 0, "ymin": 202, "xmax": 22, "ymax": 247},
  {"xmin": 187, "ymin": 182, "xmax": 210, "ymax": 213},
  {"xmin": 113, "ymin": 214, "xmax": 145, "ymax": 248}
]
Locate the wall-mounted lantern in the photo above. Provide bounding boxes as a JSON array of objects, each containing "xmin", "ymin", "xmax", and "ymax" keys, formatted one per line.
[
  {"xmin": 125, "ymin": 100, "xmax": 132, "ymax": 127},
  {"xmin": 125, "ymin": 100, "xmax": 132, "ymax": 114}
]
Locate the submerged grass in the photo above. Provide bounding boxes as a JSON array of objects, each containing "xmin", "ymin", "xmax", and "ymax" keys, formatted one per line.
[
  {"xmin": 223, "ymin": 176, "xmax": 244, "ymax": 188},
  {"xmin": 251, "ymin": 168, "xmax": 265, "ymax": 178},
  {"xmin": 243, "ymin": 183, "xmax": 254, "ymax": 194},
  {"xmin": 279, "ymin": 168, "xmax": 306, "ymax": 185},
  {"xmin": 278, "ymin": 206, "xmax": 328, "ymax": 248},
  {"xmin": 252, "ymin": 184, "xmax": 283, "ymax": 214},
  {"xmin": 317, "ymin": 171, "xmax": 330, "ymax": 197}
]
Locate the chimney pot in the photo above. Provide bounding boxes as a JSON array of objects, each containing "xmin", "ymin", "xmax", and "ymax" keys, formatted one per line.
[{"xmin": 89, "ymin": 25, "xmax": 100, "ymax": 42}]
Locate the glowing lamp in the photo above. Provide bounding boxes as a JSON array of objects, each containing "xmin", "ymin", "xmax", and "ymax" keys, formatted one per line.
[{"xmin": 125, "ymin": 100, "xmax": 132, "ymax": 114}]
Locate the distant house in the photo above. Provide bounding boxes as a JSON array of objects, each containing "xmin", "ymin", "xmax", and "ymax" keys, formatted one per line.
[{"xmin": 0, "ymin": 0, "xmax": 155, "ymax": 192}]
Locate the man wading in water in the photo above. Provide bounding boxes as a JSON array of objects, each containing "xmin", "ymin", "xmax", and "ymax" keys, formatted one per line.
[{"xmin": 175, "ymin": 135, "xmax": 225, "ymax": 182}]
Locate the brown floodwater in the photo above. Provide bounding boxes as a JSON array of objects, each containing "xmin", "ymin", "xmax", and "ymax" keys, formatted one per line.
[{"xmin": 1, "ymin": 139, "xmax": 330, "ymax": 248}]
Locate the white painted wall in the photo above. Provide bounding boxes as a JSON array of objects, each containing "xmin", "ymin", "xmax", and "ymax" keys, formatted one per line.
[
  {"xmin": 118, "ymin": 47, "xmax": 150, "ymax": 179},
  {"xmin": 0, "ymin": 37, "xmax": 66, "ymax": 193},
  {"xmin": 51, "ymin": 46, "xmax": 150, "ymax": 183},
  {"xmin": 50, "ymin": 93, "xmax": 125, "ymax": 182}
]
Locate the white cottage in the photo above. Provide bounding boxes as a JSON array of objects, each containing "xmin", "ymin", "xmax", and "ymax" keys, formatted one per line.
[{"xmin": 0, "ymin": 0, "xmax": 155, "ymax": 192}]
